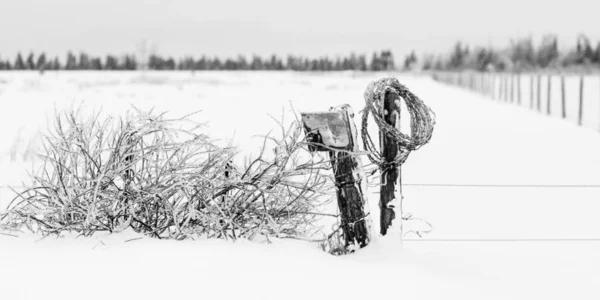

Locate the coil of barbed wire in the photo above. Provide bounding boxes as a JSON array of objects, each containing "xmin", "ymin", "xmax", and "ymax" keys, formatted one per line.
[{"xmin": 361, "ymin": 78, "xmax": 436, "ymax": 171}]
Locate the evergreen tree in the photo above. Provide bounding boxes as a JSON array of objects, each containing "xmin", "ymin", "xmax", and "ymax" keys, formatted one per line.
[
  {"xmin": 449, "ymin": 42, "xmax": 467, "ymax": 69},
  {"xmin": 594, "ymin": 42, "xmax": 600, "ymax": 64},
  {"xmin": 224, "ymin": 58, "xmax": 238, "ymax": 70},
  {"xmin": 403, "ymin": 51, "xmax": 417, "ymax": 70},
  {"xmin": 509, "ymin": 38, "xmax": 535, "ymax": 70},
  {"xmin": 36, "ymin": 53, "xmax": 47, "ymax": 71},
  {"xmin": 14, "ymin": 53, "xmax": 25, "ymax": 70},
  {"xmin": 52, "ymin": 57, "xmax": 61, "ymax": 70},
  {"xmin": 180, "ymin": 56, "xmax": 195, "ymax": 70},
  {"xmin": 250, "ymin": 56, "xmax": 263, "ymax": 70},
  {"xmin": 195, "ymin": 56, "xmax": 208, "ymax": 70},
  {"xmin": 380, "ymin": 50, "xmax": 395, "ymax": 70},
  {"xmin": 122, "ymin": 55, "xmax": 137, "ymax": 70},
  {"xmin": 105, "ymin": 55, "xmax": 119, "ymax": 70},
  {"xmin": 575, "ymin": 34, "xmax": 594, "ymax": 64},
  {"xmin": 165, "ymin": 57, "xmax": 175, "ymax": 70},
  {"xmin": 370, "ymin": 52, "xmax": 381, "ymax": 71},
  {"xmin": 237, "ymin": 55, "xmax": 248, "ymax": 70},
  {"xmin": 537, "ymin": 35, "xmax": 559, "ymax": 68},
  {"xmin": 475, "ymin": 48, "xmax": 490, "ymax": 71},
  {"xmin": 65, "ymin": 52, "xmax": 78, "ymax": 70},
  {"xmin": 358, "ymin": 54, "xmax": 367, "ymax": 71},
  {"xmin": 26, "ymin": 52, "xmax": 36, "ymax": 70},
  {"xmin": 422, "ymin": 54, "xmax": 434, "ymax": 70},
  {"xmin": 90, "ymin": 57, "xmax": 103, "ymax": 70},
  {"xmin": 79, "ymin": 52, "xmax": 91, "ymax": 70}
]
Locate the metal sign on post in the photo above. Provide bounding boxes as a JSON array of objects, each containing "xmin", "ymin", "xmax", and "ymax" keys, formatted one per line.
[
  {"xmin": 301, "ymin": 104, "xmax": 371, "ymax": 252},
  {"xmin": 301, "ymin": 110, "xmax": 351, "ymax": 151}
]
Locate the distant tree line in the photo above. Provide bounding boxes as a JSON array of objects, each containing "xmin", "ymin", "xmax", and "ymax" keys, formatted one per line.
[
  {"xmin": 0, "ymin": 50, "xmax": 395, "ymax": 71},
  {"xmin": 406, "ymin": 34, "xmax": 600, "ymax": 72},
  {"xmin": 5, "ymin": 35, "xmax": 600, "ymax": 73}
]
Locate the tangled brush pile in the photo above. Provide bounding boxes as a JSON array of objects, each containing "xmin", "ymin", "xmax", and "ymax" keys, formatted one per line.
[{"xmin": 0, "ymin": 108, "xmax": 334, "ymax": 241}]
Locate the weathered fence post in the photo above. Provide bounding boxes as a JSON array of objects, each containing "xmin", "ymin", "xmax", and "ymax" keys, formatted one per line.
[
  {"xmin": 547, "ymin": 75, "xmax": 552, "ymax": 115},
  {"xmin": 361, "ymin": 78, "xmax": 435, "ymax": 241},
  {"xmin": 561, "ymin": 75, "xmax": 566, "ymax": 119},
  {"xmin": 301, "ymin": 105, "xmax": 371, "ymax": 252},
  {"xmin": 379, "ymin": 89, "xmax": 401, "ymax": 236},
  {"xmin": 579, "ymin": 76, "xmax": 584, "ymax": 126}
]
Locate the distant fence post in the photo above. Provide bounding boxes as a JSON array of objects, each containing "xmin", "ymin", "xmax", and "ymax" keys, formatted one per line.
[
  {"xmin": 547, "ymin": 75, "xmax": 552, "ymax": 116},
  {"xmin": 537, "ymin": 74, "xmax": 542, "ymax": 112},
  {"xmin": 510, "ymin": 74, "xmax": 515, "ymax": 103},
  {"xmin": 480, "ymin": 72, "xmax": 484, "ymax": 94},
  {"xmin": 490, "ymin": 73, "xmax": 494, "ymax": 97},
  {"xmin": 504, "ymin": 75, "xmax": 509, "ymax": 102},
  {"xmin": 530, "ymin": 75, "xmax": 534, "ymax": 109},
  {"xmin": 498, "ymin": 74, "xmax": 504, "ymax": 101},
  {"xmin": 490, "ymin": 73, "xmax": 495, "ymax": 98},
  {"xmin": 517, "ymin": 73, "xmax": 522, "ymax": 105},
  {"xmin": 578, "ymin": 76, "xmax": 584, "ymax": 126},
  {"xmin": 561, "ymin": 75, "xmax": 566, "ymax": 119}
]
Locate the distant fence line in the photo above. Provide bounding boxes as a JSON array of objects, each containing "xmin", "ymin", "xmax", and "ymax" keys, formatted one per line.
[{"xmin": 432, "ymin": 72, "xmax": 600, "ymax": 130}]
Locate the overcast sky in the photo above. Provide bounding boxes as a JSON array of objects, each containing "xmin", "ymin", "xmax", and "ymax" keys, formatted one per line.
[{"xmin": 1, "ymin": 0, "xmax": 599, "ymax": 59}]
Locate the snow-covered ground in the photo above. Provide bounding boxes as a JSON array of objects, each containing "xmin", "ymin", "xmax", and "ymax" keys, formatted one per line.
[{"xmin": 1, "ymin": 71, "xmax": 600, "ymax": 300}]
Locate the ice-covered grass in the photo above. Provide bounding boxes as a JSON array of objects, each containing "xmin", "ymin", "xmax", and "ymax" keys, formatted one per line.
[{"xmin": 1, "ymin": 71, "xmax": 600, "ymax": 299}]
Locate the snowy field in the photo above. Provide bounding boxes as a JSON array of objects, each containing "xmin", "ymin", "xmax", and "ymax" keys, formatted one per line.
[{"xmin": 1, "ymin": 71, "xmax": 600, "ymax": 300}]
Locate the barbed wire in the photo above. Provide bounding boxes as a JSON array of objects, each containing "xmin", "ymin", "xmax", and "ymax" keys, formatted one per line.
[
  {"xmin": 403, "ymin": 238, "xmax": 600, "ymax": 242},
  {"xmin": 361, "ymin": 77, "xmax": 436, "ymax": 171}
]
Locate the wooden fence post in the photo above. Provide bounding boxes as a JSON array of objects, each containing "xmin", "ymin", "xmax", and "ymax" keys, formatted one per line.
[
  {"xmin": 498, "ymin": 74, "xmax": 504, "ymax": 101},
  {"xmin": 489, "ymin": 73, "xmax": 493, "ymax": 97},
  {"xmin": 517, "ymin": 74, "xmax": 522, "ymax": 105},
  {"xmin": 537, "ymin": 74, "xmax": 542, "ymax": 112},
  {"xmin": 470, "ymin": 73, "xmax": 475, "ymax": 91},
  {"xmin": 510, "ymin": 74, "xmax": 515, "ymax": 103},
  {"xmin": 504, "ymin": 75, "xmax": 509, "ymax": 102},
  {"xmin": 480, "ymin": 73, "xmax": 484, "ymax": 94},
  {"xmin": 561, "ymin": 75, "xmax": 566, "ymax": 119},
  {"xmin": 379, "ymin": 89, "xmax": 402, "ymax": 236},
  {"xmin": 530, "ymin": 75, "xmax": 534, "ymax": 109},
  {"xmin": 491, "ymin": 74, "xmax": 496, "ymax": 100},
  {"xmin": 547, "ymin": 75, "xmax": 552, "ymax": 115},
  {"xmin": 486, "ymin": 73, "xmax": 490, "ymax": 96},
  {"xmin": 301, "ymin": 105, "xmax": 371, "ymax": 251},
  {"xmin": 579, "ymin": 76, "xmax": 584, "ymax": 126}
]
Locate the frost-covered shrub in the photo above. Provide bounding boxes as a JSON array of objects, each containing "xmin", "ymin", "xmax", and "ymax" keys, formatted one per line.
[{"xmin": 0, "ymin": 108, "xmax": 334, "ymax": 241}]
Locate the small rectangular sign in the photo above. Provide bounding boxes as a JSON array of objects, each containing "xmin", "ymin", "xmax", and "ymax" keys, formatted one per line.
[{"xmin": 301, "ymin": 110, "xmax": 351, "ymax": 152}]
